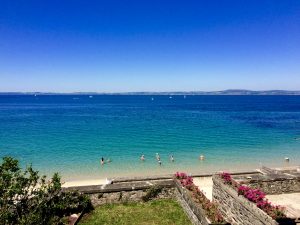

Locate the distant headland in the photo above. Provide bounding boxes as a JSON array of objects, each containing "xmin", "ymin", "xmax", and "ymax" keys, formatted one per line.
[{"xmin": 1, "ymin": 89, "xmax": 300, "ymax": 95}]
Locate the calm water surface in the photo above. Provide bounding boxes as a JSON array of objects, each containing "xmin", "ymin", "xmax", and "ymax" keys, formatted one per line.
[{"xmin": 0, "ymin": 95, "xmax": 299, "ymax": 180}]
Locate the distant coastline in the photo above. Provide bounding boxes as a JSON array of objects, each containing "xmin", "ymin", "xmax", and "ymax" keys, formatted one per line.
[{"xmin": 1, "ymin": 89, "xmax": 300, "ymax": 95}]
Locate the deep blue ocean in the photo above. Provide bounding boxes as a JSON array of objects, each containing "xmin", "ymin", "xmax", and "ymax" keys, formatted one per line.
[{"xmin": 0, "ymin": 95, "xmax": 299, "ymax": 180}]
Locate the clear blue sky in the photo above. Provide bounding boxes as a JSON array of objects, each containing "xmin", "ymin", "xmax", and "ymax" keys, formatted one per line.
[{"xmin": 0, "ymin": 0, "xmax": 299, "ymax": 92}]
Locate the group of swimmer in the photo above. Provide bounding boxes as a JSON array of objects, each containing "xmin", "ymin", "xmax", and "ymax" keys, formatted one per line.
[
  {"xmin": 100, "ymin": 157, "xmax": 111, "ymax": 165},
  {"xmin": 101, "ymin": 154, "xmax": 205, "ymax": 166},
  {"xmin": 140, "ymin": 153, "xmax": 175, "ymax": 166},
  {"xmin": 140, "ymin": 153, "xmax": 205, "ymax": 165}
]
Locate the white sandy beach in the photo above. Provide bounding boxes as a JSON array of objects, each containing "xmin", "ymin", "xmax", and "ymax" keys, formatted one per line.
[{"xmin": 62, "ymin": 179, "xmax": 106, "ymax": 188}]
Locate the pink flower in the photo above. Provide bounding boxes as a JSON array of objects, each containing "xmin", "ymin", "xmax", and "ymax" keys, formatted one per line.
[
  {"xmin": 220, "ymin": 172, "xmax": 232, "ymax": 184},
  {"xmin": 237, "ymin": 184, "xmax": 286, "ymax": 219},
  {"xmin": 174, "ymin": 171, "xmax": 225, "ymax": 223},
  {"xmin": 175, "ymin": 172, "xmax": 188, "ymax": 180},
  {"xmin": 238, "ymin": 186, "xmax": 266, "ymax": 203}
]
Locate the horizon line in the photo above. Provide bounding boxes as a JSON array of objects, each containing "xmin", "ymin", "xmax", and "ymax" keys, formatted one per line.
[{"xmin": 1, "ymin": 89, "xmax": 300, "ymax": 95}]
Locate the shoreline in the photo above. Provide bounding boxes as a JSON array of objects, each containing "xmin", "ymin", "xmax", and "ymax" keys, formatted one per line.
[
  {"xmin": 61, "ymin": 165, "xmax": 299, "ymax": 188},
  {"xmin": 59, "ymin": 160, "xmax": 299, "ymax": 184}
]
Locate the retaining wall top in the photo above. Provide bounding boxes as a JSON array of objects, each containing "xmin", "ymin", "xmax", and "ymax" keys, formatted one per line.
[{"xmin": 63, "ymin": 179, "xmax": 174, "ymax": 194}]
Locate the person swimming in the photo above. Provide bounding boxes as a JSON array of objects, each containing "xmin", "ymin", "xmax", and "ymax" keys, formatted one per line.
[
  {"xmin": 140, "ymin": 154, "xmax": 145, "ymax": 161},
  {"xmin": 170, "ymin": 155, "xmax": 174, "ymax": 162},
  {"xmin": 156, "ymin": 153, "xmax": 160, "ymax": 161},
  {"xmin": 158, "ymin": 159, "xmax": 162, "ymax": 166},
  {"xmin": 100, "ymin": 157, "xmax": 105, "ymax": 165},
  {"xmin": 106, "ymin": 158, "xmax": 111, "ymax": 163},
  {"xmin": 199, "ymin": 155, "xmax": 205, "ymax": 161}
]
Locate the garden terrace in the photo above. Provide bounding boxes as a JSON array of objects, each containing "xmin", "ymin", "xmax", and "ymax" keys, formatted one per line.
[
  {"xmin": 212, "ymin": 175, "xmax": 292, "ymax": 225},
  {"xmin": 64, "ymin": 174, "xmax": 231, "ymax": 225},
  {"xmin": 213, "ymin": 168, "xmax": 300, "ymax": 225},
  {"xmin": 63, "ymin": 169, "xmax": 300, "ymax": 224},
  {"xmin": 78, "ymin": 199, "xmax": 193, "ymax": 225}
]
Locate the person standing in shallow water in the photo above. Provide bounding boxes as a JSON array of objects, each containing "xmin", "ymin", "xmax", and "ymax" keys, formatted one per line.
[
  {"xmin": 199, "ymin": 155, "xmax": 205, "ymax": 161},
  {"xmin": 140, "ymin": 154, "xmax": 145, "ymax": 161},
  {"xmin": 156, "ymin": 153, "xmax": 160, "ymax": 161},
  {"xmin": 158, "ymin": 159, "xmax": 162, "ymax": 166},
  {"xmin": 170, "ymin": 155, "xmax": 174, "ymax": 162},
  {"xmin": 100, "ymin": 157, "xmax": 105, "ymax": 165}
]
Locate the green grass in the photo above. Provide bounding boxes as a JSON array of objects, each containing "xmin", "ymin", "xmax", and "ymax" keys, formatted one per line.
[{"xmin": 79, "ymin": 199, "xmax": 192, "ymax": 225}]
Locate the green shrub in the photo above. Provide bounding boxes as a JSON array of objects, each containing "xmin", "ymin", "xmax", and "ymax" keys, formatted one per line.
[
  {"xmin": 0, "ymin": 156, "xmax": 92, "ymax": 225},
  {"xmin": 142, "ymin": 185, "xmax": 163, "ymax": 202}
]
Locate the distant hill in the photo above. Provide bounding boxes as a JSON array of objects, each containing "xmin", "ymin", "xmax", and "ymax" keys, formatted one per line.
[
  {"xmin": 0, "ymin": 90, "xmax": 300, "ymax": 95},
  {"xmin": 122, "ymin": 90, "xmax": 300, "ymax": 95}
]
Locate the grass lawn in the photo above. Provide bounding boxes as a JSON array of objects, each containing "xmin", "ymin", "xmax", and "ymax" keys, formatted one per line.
[{"xmin": 79, "ymin": 199, "xmax": 192, "ymax": 225}]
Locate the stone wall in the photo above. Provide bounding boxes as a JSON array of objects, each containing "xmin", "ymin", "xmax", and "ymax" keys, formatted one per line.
[
  {"xmin": 174, "ymin": 188, "xmax": 203, "ymax": 225},
  {"xmin": 174, "ymin": 180, "xmax": 211, "ymax": 225},
  {"xmin": 174, "ymin": 179, "xmax": 229, "ymax": 225},
  {"xmin": 64, "ymin": 179, "xmax": 174, "ymax": 194},
  {"xmin": 212, "ymin": 175, "xmax": 278, "ymax": 225},
  {"xmin": 89, "ymin": 187, "xmax": 175, "ymax": 206},
  {"xmin": 247, "ymin": 178, "xmax": 300, "ymax": 195},
  {"xmin": 64, "ymin": 179, "xmax": 175, "ymax": 206}
]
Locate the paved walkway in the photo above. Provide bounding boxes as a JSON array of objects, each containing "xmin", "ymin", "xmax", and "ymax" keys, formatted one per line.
[
  {"xmin": 267, "ymin": 193, "xmax": 300, "ymax": 220},
  {"xmin": 193, "ymin": 176, "xmax": 213, "ymax": 201}
]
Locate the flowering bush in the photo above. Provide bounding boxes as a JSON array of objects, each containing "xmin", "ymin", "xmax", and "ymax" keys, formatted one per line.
[
  {"xmin": 220, "ymin": 172, "xmax": 232, "ymax": 185},
  {"xmin": 175, "ymin": 172, "xmax": 194, "ymax": 189},
  {"xmin": 256, "ymin": 199, "xmax": 272, "ymax": 210},
  {"xmin": 181, "ymin": 176, "xmax": 194, "ymax": 188},
  {"xmin": 175, "ymin": 172, "xmax": 188, "ymax": 180},
  {"xmin": 238, "ymin": 186, "xmax": 265, "ymax": 203},
  {"xmin": 175, "ymin": 172, "xmax": 225, "ymax": 224},
  {"xmin": 238, "ymin": 186, "xmax": 285, "ymax": 219},
  {"xmin": 267, "ymin": 205, "xmax": 286, "ymax": 220},
  {"xmin": 237, "ymin": 185, "xmax": 250, "ymax": 195},
  {"xmin": 220, "ymin": 172, "xmax": 286, "ymax": 220}
]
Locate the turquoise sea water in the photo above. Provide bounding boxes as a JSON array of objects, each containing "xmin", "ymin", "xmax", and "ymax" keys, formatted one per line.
[{"xmin": 0, "ymin": 95, "xmax": 299, "ymax": 180}]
